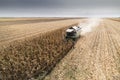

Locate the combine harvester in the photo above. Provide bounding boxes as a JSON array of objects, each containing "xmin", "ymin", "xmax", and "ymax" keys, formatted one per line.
[{"xmin": 65, "ymin": 26, "xmax": 81, "ymax": 41}]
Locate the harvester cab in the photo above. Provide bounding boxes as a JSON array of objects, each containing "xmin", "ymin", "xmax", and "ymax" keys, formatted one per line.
[{"xmin": 65, "ymin": 26, "xmax": 81, "ymax": 41}]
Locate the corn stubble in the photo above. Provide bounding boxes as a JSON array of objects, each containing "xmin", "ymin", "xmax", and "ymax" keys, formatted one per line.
[{"xmin": 0, "ymin": 24, "xmax": 76, "ymax": 80}]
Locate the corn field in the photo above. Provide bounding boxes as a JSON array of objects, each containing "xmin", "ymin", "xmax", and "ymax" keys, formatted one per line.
[{"xmin": 0, "ymin": 24, "xmax": 77, "ymax": 80}]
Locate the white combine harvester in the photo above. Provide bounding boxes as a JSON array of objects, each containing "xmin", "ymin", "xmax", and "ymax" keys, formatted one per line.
[{"xmin": 65, "ymin": 26, "xmax": 81, "ymax": 41}]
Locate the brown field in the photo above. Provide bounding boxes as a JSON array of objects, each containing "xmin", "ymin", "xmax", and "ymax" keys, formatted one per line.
[
  {"xmin": 44, "ymin": 19, "xmax": 120, "ymax": 80},
  {"xmin": 0, "ymin": 18, "xmax": 84, "ymax": 48},
  {"xmin": 0, "ymin": 18, "xmax": 120, "ymax": 80},
  {"xmin": 0, "ymin": 18, "xmax": 78, "ymax": 26},
  {"xmin": 0, "ymin": 18, "xmax": 84, "ymax": 79},
  {"xmin": 109, "ymin": 18, "xmax": 120, "ymax": 22}
]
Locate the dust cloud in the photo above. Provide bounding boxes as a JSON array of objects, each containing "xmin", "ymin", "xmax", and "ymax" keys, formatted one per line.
[{"xmin": 79, "ymin": 18, "xmax": 102, "ymax": 35}]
